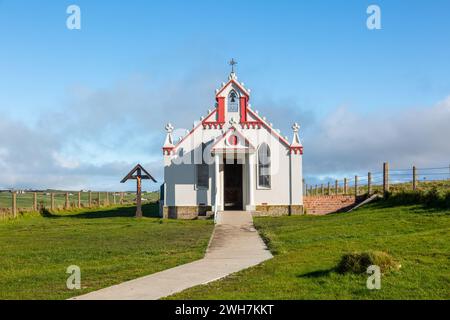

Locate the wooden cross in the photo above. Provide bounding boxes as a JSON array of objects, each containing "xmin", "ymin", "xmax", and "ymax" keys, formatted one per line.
[{"xmin": 120, "ymin": 164, "xmax": 157, "ymax": 218}]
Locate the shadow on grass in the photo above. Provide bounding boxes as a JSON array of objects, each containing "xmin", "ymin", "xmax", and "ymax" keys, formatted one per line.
[
  {"xmin": 47, "ymin": 203, "xmax": 161, "ymax": 219},
  {"xmin": 297, "ymin": 268, "xmax": 335, "ymax": 278}
]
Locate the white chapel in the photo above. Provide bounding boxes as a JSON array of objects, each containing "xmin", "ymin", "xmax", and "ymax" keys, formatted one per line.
[{"xmin": 160, "ymin": 64, "xmax": 303, "ymax": 219}]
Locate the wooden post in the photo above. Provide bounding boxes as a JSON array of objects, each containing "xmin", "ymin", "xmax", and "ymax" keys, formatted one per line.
[
  {"xmin": 51, "ymin": 193, "xmax": 55, "ymax": 211},
  {"xmin": 413, "ymin": 166, "xmax": 417, "ymax": 191},
  {"xmin": 354, "ymin": 175, "xmax": 358, "ymax": 197},
  {"xmin": 368, "ymin": 172, "xmax": 372, "ymax": 195},
  {"xmin": 98, "ymin": 192, "xmax": 101, "ymax": 206},
  {"xmin": 344, "ymin": 178, "xmax": 348, "ymax": 195},
  {"xmin": 309, "ymin": 185, "xmax": 313, "ymax": 196},
  {"xmin": 12, "ymin": 192, "xmax": 17, "ymax": 218},
  {"xmin": 120, "ymin": 192, "xmax": 124, "ymax": 204},
  {"xmin": 335, "ymin": 180, "xmax": 338, "ymax": 195},
  {"xmin": 33, "ymin": 192, "xmax": 37, "ymax": 211},
  {"xmin": 113, "ymin": 193, "xmax": 116, "ymax": 205},
  {"xmin": 78, "ymin": 191, "xmax": 81, "ymax": 208},
  {"xmin": 383, "ymin": 162, "xmax": 390, "ymax": 194},
  {"xmin": 327, "ymin": 182, "xmax": 331, "ymax": 195},
  {"xmin": 106, "ymin": 192, "xmax": 110, "ymax": 206},
  {"xmin": 89, "ymin": 191, "xmax": 92, "ymax": 208},
  {"xmin": 65, "ymin": 192, "xmax": 69, "ymax": 209},
  {"xmin": 136, "ymin": 175, "xmax": 143, "ymax": 218}
]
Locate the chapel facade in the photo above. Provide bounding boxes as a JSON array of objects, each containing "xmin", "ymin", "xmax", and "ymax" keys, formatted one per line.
[{"xmin": 160, "ymin": 68, "xmax": 303, "ymax": 219}]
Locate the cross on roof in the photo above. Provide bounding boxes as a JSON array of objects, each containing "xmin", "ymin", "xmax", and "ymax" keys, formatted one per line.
[
  {"xmin": 229, "ymin": 58, "xmax": 237, "ymax": 73},
  {"xmin": 292, "ymin": 123, "xmax": 300, "ymax": 133}
]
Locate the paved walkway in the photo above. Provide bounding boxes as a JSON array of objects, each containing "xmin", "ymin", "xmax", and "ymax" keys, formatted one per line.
[{"xmin": 71, "ymin": 211, "xmax": 273, "ymax": 300}]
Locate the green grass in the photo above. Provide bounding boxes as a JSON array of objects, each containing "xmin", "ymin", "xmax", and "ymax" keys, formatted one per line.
[
  {"xmin": 0, "ymin": 203, "xmax": 213, "ymax": 300},
  {"xmin": 0, "ymin": 191, "xmax": 159, "ymax": 210},
  {"xmin": 169, "ymin": 201, "xmax": 450, "ymax": 300}
]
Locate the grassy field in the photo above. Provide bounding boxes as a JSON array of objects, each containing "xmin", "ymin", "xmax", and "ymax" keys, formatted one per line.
[
  {"xmin": 0, "ymin": 203, "xmax": 213, "ymax": 300},
  {"xmin": 0, "ymin": 191, "xmax": 159, "ymax": 210},
  {"xmin": 169, "ymin": 201, "xmax": 450, "ymax": 300}
]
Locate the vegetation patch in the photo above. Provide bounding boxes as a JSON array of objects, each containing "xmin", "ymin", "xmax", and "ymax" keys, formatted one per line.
[
  {"xmin": 337, "ymin": 251, "xmax": 400, "ymax": 274},
  {"xmin": 384, "ymin": 187, "xmax": 450, "ymax": 209}
]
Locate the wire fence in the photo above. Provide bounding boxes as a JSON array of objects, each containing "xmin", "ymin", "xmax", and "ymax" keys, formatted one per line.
[
  {"xmin": 0, "ymin": 191, "xmax": 159, "ymax": 218},
  {"xmin": 304, "ymin": 162, "xmax": 450, "ymax": 197}
]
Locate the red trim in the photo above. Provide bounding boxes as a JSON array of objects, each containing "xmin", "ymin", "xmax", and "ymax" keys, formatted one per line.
[
  {"xmin": 215, "ymin": 79, "xmax": 250, "ymax": 98},
  {"xmin": 240, "ymin": 96, "xmax": 247, "ymax": 123},
  {"xmin": 290, "ymin": 146, "xmax": 304, "ymax": 155},
  {"xmin": 172, "ymin": 109, "xmax": 217, "ymax": 152},
  {"xmin": 217, "ymin": 97, "xmax": 225, "ymax": 123},
  {"xmin": 162, "ymin": 147, "xmax": 175, "ymax": 155},
  {"xmin": 246, "ymin": 108, "xmax": 291, "ymax": 148},
  {"xmin": 240, "ymin": 121, "xmax": 263, "ymax": 129},
  {"xmin": 211, "ymin": 126, "xmax": 256, "ymax": 151}
]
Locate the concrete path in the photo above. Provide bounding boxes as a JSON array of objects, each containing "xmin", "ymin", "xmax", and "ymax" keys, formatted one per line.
[{"xmin": 71, "ymin": 211, "xmax": 273, "ymax": 300}]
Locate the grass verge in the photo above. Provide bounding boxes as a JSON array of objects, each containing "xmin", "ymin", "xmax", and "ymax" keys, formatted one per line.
[
  {"xmin": 168, "ymin": 202, "xmax": 450, "ymax": 299},
  {"xmin": 0, "ymin": 203, "xmax": 214, "ymax": 300}
]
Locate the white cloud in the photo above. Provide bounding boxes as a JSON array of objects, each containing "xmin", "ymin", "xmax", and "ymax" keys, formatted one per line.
[{"xmin": 303, "ymin": 96, "xmax": 450, "ymax": 178}]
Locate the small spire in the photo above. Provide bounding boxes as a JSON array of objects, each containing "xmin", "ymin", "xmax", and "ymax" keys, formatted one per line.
[
  {"xmin": 291, "ymin": 123, "xmax": 302, "ymax": 146},
  {"xmin": 164, "ymin": 123, "xmax": 174, "ymax": 148}
]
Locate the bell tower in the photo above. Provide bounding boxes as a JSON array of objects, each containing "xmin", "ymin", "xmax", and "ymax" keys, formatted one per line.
[{"xmin": 214, "ymin": 59, "xmax": 250, "ymax": 125}]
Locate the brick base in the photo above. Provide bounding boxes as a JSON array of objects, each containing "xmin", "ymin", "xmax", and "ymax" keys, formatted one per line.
[
  {"xmin": 163, "ymin": 206, "xmax": 211, "ymax": 220},
  {"xmin": 253, "ymin": 205, "xmax": 304, "ymax": 217},
  {"xmin": 303, "ymin": 195, "xmax": 365, "ymax": 215}
]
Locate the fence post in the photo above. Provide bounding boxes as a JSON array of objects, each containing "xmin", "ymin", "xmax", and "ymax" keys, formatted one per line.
[
  {"xmin": 106, "ymin": 192, "xmax": 110, "ymax": 206},
  {"xmin": 413, "ymin": 166, "xmax": 417, "ymax": 191},
  {"xmin": 65, "ymin": 192, "xmax": 69, "ymax": 209},
  {"xmin": 344, "ymin": 178, "xmax": 348, "ymax": 195},
  {"xmin": 12, "ymin": 192, "xmax": 17, "ymax": 218},
  {"xmin": 33, "ymin": 192, "xmax": 37, "ymax": 211},
  {"xmin": 51, "ymin": 193, "xmax": 55, "ymax": 211},
  {"xmin": 368, "ymin": 172, "xmax": 372, "ymax": 195},
  {"xmin": 383, "ymin": 162, "xmax": 390, "ymax": 194},
  {"xmin": 89, "ymin": 191, "xmax": 92, "ymax": 208},
  {"xmin": 78, "ymin": 191, "xmax": 81, "ymax": 208},
  {"xmin": 327, "ymin": 182, "xmax": 331, "ymax": 195},
  {"xmin": 354, "ymin": 175, "xmax": 358, "ymax": 197},
  {"xmin": 113, "ymin": 193, "xmax": 116, "ymax": 205},
  {"xmin": 335, "ymin": 180, "xmax": 338, "ymax": 195},
  {"xmin": 120, "ymin": 192, "xmax": 124, "ymax": 204},
  {"xmin": 98, "ymin": 192, "xmax": 101, "ymax": 206}
]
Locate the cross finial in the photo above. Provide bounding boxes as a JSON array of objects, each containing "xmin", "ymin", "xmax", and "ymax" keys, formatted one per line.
[
  {"xmin": 229, "ymin": 58, "xmax": 237, "ymax": 73},
  {"xmin": 292, "ymin": 123, "xmax": 300, "ymax": 133},
  {"xmin": 165, "ymin": 123, "xmax": 174, "ymax": 133}
]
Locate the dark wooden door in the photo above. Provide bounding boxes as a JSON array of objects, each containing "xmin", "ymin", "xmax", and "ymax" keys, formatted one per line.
[{"xmin": 224, "ymin": 164, "xmax": 243, "ymax": 210}]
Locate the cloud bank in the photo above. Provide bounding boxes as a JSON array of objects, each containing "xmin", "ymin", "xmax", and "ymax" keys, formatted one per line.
[{"xmin": 1, "ymin": 73, "xmax": 449, "ymax": 190}]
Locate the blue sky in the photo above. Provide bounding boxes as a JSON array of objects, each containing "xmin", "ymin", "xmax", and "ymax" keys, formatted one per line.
[{"xmin": 1, "ymin": 0, "xmax": 450, "ymax": 190}]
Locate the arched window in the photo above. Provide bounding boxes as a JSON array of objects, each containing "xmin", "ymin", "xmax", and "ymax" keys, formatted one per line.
[
  {"xmin": 258, "ymin": 143, "xmax": 271, "ymax": 188},
  {"xmin": 196, "ymin": 143, "xmax": 209, "ymax": 189},
  {"xmin": 228, "ymin": 90, "xmax": 239, "ymax": 112}
]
